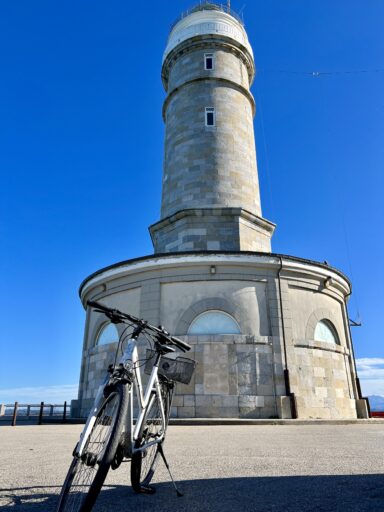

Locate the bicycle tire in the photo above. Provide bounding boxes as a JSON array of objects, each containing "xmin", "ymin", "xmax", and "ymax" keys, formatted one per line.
[
  {"xmin": 56, "ymin": 382, "xmax": 129, "ymax": 512},
  {"xmin": 130, "ymin": 380, "xmax": 173, "ymax": 492}
]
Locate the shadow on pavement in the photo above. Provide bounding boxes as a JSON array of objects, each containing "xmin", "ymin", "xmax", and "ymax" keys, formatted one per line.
[{"xmin": 1, "ymin": 474, "xmax": 384, "ymax": 511}]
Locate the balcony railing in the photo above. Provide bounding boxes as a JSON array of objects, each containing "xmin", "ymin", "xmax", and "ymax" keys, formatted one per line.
[{"xmin": 170, "ymin": 1, "xmax": 244, "ymax": 32}]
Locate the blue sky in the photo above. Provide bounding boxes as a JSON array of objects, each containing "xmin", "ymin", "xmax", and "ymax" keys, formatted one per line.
[{"xmin": 0, "ymin": 0, "xmax": 383, "ymax": 403}]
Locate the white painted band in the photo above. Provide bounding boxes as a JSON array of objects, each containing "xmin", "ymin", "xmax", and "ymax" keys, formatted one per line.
[
  {"xmin": 163, "ymin": 10, "xmax": 253, "ymax": 63},
  {"xmin": 80, "ymin": 253, "xmax": 350, "ymax": 301}
]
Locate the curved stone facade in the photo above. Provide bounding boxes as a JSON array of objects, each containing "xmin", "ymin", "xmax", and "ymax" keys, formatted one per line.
[
  {"xmin": 162, "ymin": 79, "xmax": 260, "ymax": 216},
  {"xmin": 166, "ymin": 47, "xmax": 251, "ymax": 93},
  {"xmin": 72, "ymin": 253, "xmax": 361, "ymax": 420}
]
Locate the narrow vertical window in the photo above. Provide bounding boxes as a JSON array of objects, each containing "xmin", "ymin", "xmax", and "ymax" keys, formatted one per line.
[
  {"xmin": 205, "ymin": 53, "xmax": 214, "ymax": 70},
  {"xmin": 205, "ymin": 107, "xmax": 215, "ymax": 127}
]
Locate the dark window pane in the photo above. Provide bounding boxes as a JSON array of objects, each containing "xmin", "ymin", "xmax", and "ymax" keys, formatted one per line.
[
  {"xmin": 206, "ymin": 57, "xmax": 213, "ymax": 70},
  {"xmin": 206, "ymin": 112, "xmax": 214, "ymax": 126}
]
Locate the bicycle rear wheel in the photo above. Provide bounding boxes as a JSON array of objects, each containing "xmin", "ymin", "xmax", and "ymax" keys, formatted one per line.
[
  {"xmin": 56, "ymin": 382, "xmax": 129, "ymax": 512},
  {"xmin": 130, "ymin": 380, "xmax": 173, "ymax": 492}
]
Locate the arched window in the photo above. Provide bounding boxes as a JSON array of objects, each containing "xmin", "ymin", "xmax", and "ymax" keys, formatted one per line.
[
  {"xmin": 314, "ymin": 320, "xmax": 340, "ymax": 344},
  {"xmin": 188, "ymin": 310, "xmax": 241, "ymax": 335},
  {"xmin": 96, "ymin": 323, "xmax": 119, "ymax": 346}
]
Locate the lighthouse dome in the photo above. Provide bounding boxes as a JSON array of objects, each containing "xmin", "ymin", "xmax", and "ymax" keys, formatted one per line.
[{"xmin": 163, "ymin": 2, "xmax": 253, "ymax": 63}]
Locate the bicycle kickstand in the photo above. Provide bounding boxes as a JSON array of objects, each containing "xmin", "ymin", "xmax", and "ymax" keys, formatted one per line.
[{"xmin": 158, "ymin": 443, "xmax": 183, "ymax": 497}]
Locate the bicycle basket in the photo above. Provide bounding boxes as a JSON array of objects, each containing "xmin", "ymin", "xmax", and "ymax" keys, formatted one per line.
[{"xmin": 144, "ymin": 350, "xmax": 196, "ymax": 385}]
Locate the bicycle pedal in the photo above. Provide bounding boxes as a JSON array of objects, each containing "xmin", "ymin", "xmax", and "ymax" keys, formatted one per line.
[{"xmin": 111, "ymin": 443, "xmax": 125, "ymax": 470}]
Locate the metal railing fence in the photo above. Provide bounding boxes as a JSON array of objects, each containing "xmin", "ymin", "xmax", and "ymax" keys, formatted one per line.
[
  {"xmin": 170, "ymin": 1, "xmax": 244, "ymax": 31},
  {"xmin": 0, "ymin": 401, "xmax": 69, "ymax": 426}
]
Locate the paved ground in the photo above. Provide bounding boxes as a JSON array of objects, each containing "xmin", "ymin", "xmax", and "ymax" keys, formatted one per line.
[{"xmin": 1, "ymin": 424, "xmax": 384, "ymax": 511}]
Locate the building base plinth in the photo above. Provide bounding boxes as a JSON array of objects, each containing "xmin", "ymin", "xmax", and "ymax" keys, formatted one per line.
[
  {"xmin": 356, "ymin": 399, "xmax": 370, "ymax": 419},
  {"xmin": 277, "ymin": 396, "xmax": 293, "ymax": 419},
  {"xmin": 150, "ymin": 208, "xmax": 275, "ymax": 253}
]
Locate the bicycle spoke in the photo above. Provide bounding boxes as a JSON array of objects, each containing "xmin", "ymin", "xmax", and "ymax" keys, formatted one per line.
[{"xmin": 57, "ymin": 389, "xmax": 124, "ymax": 511}]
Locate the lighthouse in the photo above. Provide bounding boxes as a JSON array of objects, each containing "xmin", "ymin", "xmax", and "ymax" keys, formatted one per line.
[
  {"xmin": 150, "ymin": 2, "xmax": 275, "ymax": 253},
  {"xmin": 73, "ymin": 2, "xmax": 368, "ymax": 420}
]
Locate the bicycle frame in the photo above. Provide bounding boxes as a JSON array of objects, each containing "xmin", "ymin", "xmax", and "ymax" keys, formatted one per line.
[{"xmin": 75, "ymin": 337, "xmax": 167, "ymax": 459}]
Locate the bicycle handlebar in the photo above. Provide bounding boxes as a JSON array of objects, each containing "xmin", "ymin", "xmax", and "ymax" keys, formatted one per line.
[{"xmin": 87, "ymin": 300, "xmax": 191, "ymax": 352}]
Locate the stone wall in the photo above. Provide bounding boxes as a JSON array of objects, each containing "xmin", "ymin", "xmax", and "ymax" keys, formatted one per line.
[
  {"xmin": 290, "ymin": 342, "xmax": 356, "ymax": 419},
  {"xmin": 75, "ymin": 254, "xmax": 360, "ymax": 420},
  {"xmin": 282, "ymin": 282, "xmax": 358, "ymax": 419},
  {"xmin": 171, "ymin": 336, "xmax": 278, "ymax": 419},
  {"xmin": 166, "ymin": 47, "xmax": 251, "ymax": 93},
  {"xmin": 162, "ymin": 79, "xmax": 260, "ymax": 218},
  {"xmin": 150, "ymin": 208, "xmax": 274, "ymax": 254}
]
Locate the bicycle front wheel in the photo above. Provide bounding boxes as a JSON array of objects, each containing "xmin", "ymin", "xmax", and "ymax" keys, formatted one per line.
[
  {"xmin": 56, "ymin": 382, "xmax": 129, "ymax": 512},
  {"xmin": 130, "ymin": 380, "xmax": 173, "ymax": 492}
]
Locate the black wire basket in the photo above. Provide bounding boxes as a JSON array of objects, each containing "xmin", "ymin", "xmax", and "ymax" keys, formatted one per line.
[{"xmin": 144, "ymin": 350, "xmax": 196, "ymax": 385}]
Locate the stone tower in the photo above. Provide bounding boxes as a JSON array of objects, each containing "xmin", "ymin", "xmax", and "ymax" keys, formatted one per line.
[
  {"xmin": 73, "ymin": 2, "xmax": 368, "ymax": 421},
  {"xmin": 150, "ymin": 3, "xmax": 275, "ymax": 253}
]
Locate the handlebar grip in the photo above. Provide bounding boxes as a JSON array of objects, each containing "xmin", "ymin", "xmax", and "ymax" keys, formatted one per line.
[
  {"xmin": 87, "ymin": 300, "xmax": 128, "ymax": 320},
  {"xmin": 170, "ymin": 335, "xmax": 191, "ymax": 352},
  {"xmin": 87, "ymin": 300, "xmax": 108, "ymax": 311}
]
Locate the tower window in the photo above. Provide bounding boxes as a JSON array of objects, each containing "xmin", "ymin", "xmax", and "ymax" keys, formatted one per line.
[
  {"xmin": 314, "ymin": 320, "xmax": 340, "ymax": 344},
  {"xmin": 205, "ymin": 53, "xmax": 214, "ymax": 70},
  {"xmin": 205, "ymin": 107, "xmax": 215, "ymax": 127}
]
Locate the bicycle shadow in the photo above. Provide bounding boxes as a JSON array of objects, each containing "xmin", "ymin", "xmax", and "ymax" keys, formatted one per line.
[{"xmin": 1, "ymin": 474, "xmax": 384, "ymax": 511}]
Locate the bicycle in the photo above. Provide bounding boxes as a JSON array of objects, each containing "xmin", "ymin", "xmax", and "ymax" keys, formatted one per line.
[{"xmin": 56, "ymin": 300, "xmax": 195, "ymax": 512}]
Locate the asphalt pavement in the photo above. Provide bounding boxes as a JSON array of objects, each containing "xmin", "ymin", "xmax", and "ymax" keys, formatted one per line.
[{"xmin": 1, "ymin": 424, "xmax": 384, "ymax": 511}]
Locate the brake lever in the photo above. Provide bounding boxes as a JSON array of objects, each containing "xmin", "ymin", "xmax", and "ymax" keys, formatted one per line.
[
  {"xmin": 94, "ymin": 308, "xmax": 125, "ymax": 324},
  {"xmin": 158, "ymin": 325, "xmax": 170, "ymax": 336},
  {"xmin": 108, "ymin": 313, "xmax": 126, "ymax": 324}
]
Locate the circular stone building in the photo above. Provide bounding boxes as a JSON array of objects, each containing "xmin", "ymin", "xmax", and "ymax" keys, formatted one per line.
[{"xmin": 72, "ymin": 3, "xmax": 368, "ymax": 420}]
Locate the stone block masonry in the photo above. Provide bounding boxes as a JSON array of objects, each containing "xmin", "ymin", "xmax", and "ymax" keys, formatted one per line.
[
  {"xmin": 152, "ymin": 22, "xmax": 275, "ymax": 254},
  {"xmin": 150, "ymin": 208, "xmax": 275, "ymax": 253},
  {"xmin": 76, "ymin": 252, "xmax": 360, "ymax": 420}
]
